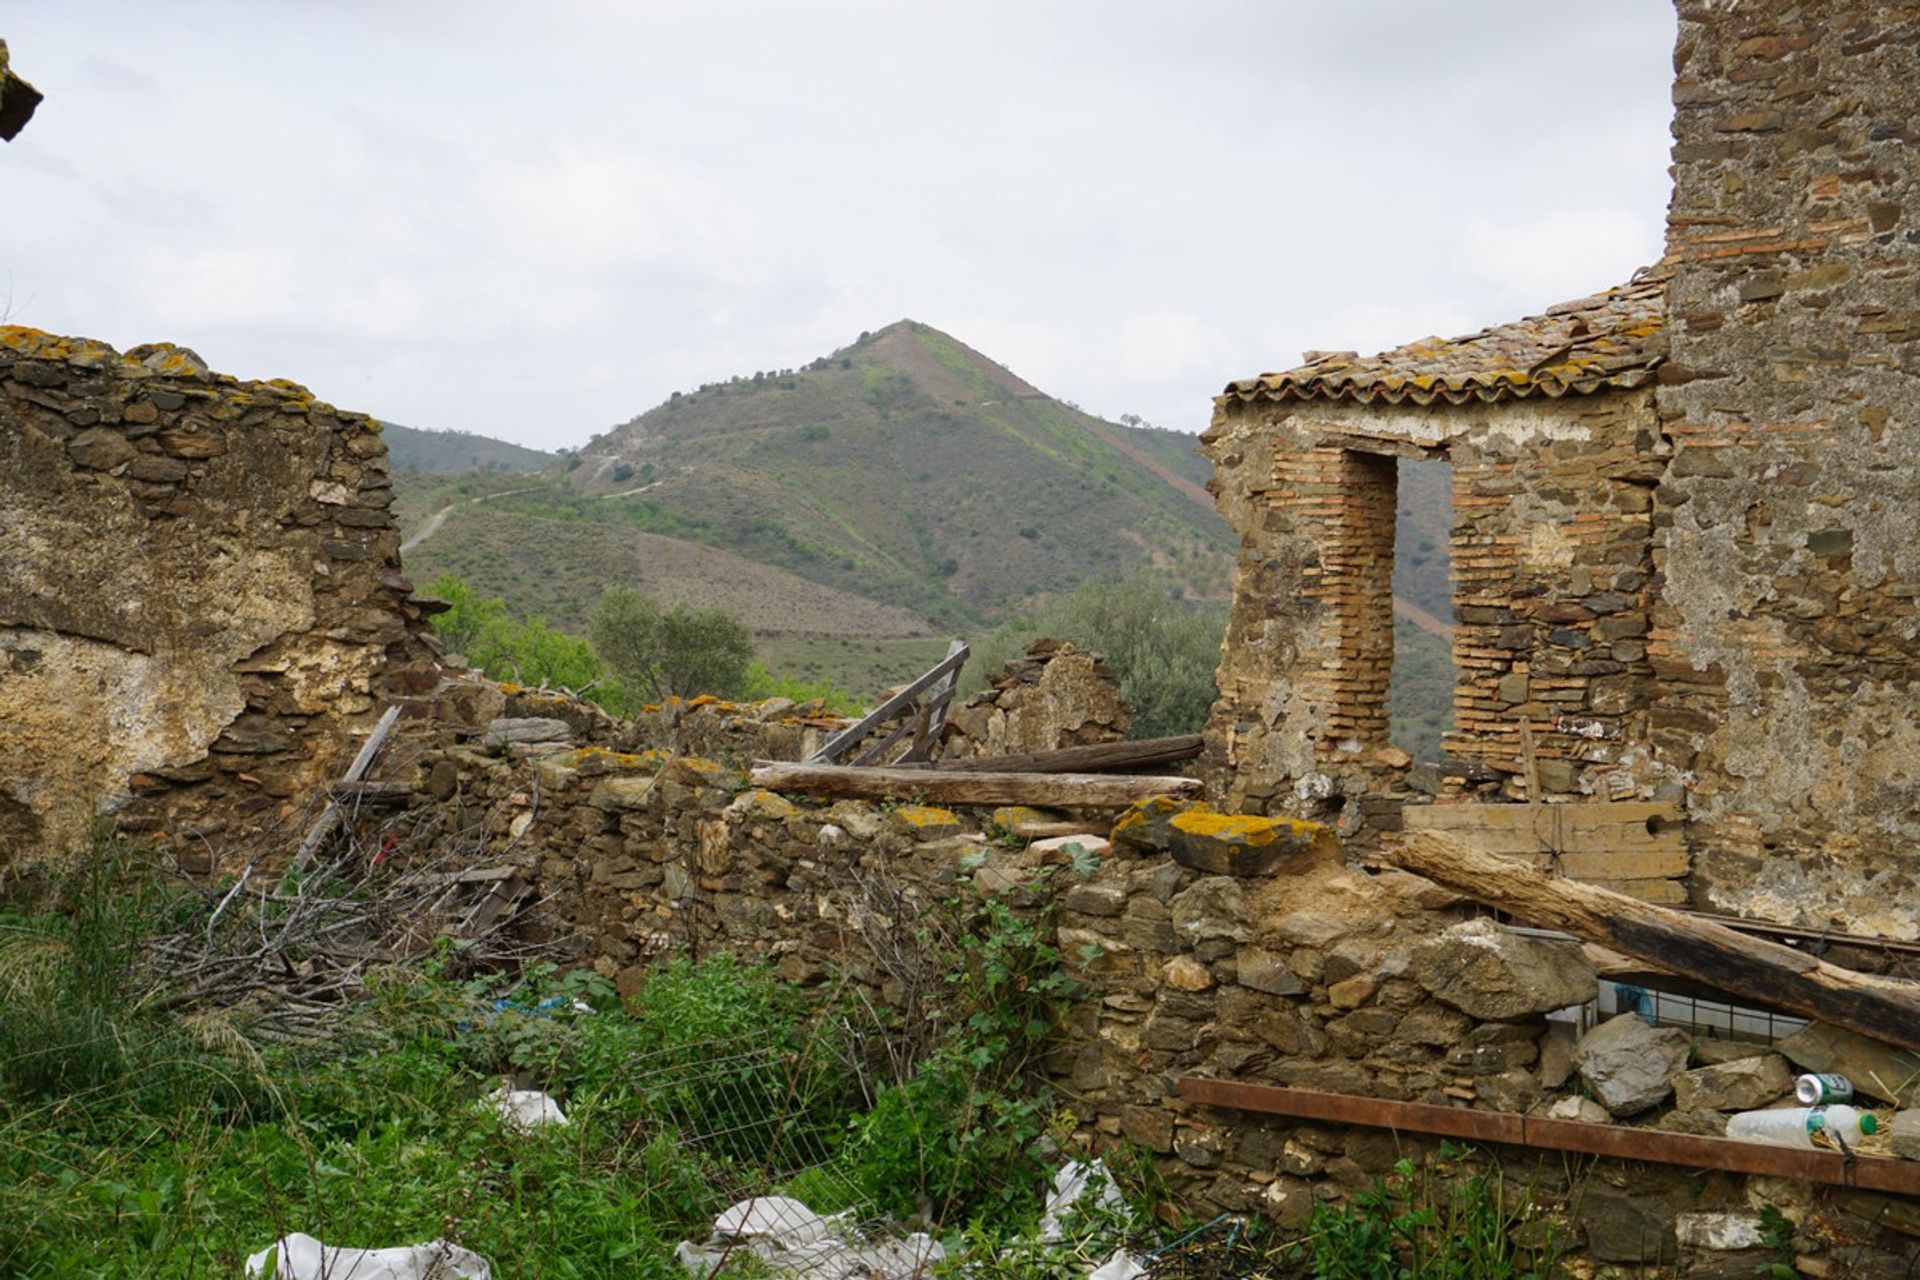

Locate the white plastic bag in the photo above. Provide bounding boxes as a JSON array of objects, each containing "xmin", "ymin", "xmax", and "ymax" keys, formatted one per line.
[
  {"xmin": 485, "ymin": 1084, "xmax": 568, "ymax": 1130},
  {"xmin": 1089, "ymin": 1249, "xmax": 1147, "ymax": 1280},
  {"xmin": 244, "ymin": 1233, "xmax": 491, "ymax": 1280},
  {"xmin": 1040, "ymin": 1159, "xmax": 1124, "ymax": 1242}
]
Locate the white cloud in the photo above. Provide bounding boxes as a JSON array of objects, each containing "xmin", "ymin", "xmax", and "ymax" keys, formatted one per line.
[
  {"xmin": 0, "ymin": 1, "xmax": 1679, "ymax": 448},
  {"xmin": 1458, "ymin": 209, "xmax": 1664, "ymax": 309}
]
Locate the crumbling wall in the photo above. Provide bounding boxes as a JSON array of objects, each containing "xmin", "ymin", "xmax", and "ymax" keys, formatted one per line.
[
  {"xmin": 361, "ymin": 690, "xmax": 1919, "ymax": 1273},
  {"xmin": 941, "ymin": 639, "xmax": 1132, "ymax": 758},
  {"xmin": 1651, "ymin": 0, "xmax": 1920, "ymax": 932},
  {"xmin": 1200, "ymin": 0, "xmax": 1919, "ymax": 937},
  {"xmin": 1202, "ymin": 391, "xmax": 1665, "ymax": 829},
  {"xmin": 0, "ymin": 326, "xmax": 437, "ymax": 862}
]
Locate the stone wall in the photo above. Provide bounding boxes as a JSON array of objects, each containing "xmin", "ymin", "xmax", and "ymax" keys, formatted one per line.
[
  {"xmin": 369, "ymin": 689, "xmax": 1919, "ymax": 1274},
  {"xmin": 1652, "ymin": 0, "xmax": 1920, "ymax": 933},
  {"xmin": 942, "ymin": 639, "xmax": 1132, "ymax": 759},
  {"xmin": 0, "ymin": 326, "xmax": 437, "ymax": 863}
]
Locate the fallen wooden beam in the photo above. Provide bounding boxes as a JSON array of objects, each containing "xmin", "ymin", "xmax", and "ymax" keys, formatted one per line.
[
  {"xmin": 1178, "ymin": 1078, "xmax": 1920, "ymax": 1196},
  {"xmin": 939, "ymin": 734, "xmax": 1204, "ymax": 775},
  {"xmin": 1383, "ymin": 829, "xmax": 1920, "ymax": 1056},
  {"xmin": 294, "ymin": 705, "xmax": 403, "ymax": 869},
  {"xmin": 748, "ymin": 761, "xmax": 1202, "ymax": 809}
]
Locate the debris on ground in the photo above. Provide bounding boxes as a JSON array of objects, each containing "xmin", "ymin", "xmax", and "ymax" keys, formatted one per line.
[
  {"xmin": 674, "ymin": 1196, "xmax": 942, "ymax": 1280},
  {"xmin": 244, "ymin": 1233, "xmax": 491, "ymax": 1279},
  {"xmin": 485, "ymin": 1084, "xmax": 568, "ymax": 1129},
  {"xmin": 1040, "ymin": 1159, "xmax": 1125, "ymax": 1242}
]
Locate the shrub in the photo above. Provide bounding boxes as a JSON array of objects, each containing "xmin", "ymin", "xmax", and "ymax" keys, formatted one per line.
[
  {"xmin": 587, "ymin": 588, "xmax": 754, "ymax": 703},
  {"xmin": 835, "ymin": 861, "xmax": 1084, "ymax": 1228},
  {"xmin": 426, "ymin": 575, "xmax": 628, "ymax": 712},
  {"xmin": 0, "ymin": 835, "xmax": 275, "ymax": 1124}
]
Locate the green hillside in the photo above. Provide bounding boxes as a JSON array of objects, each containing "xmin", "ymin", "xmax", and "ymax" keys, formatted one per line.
[
  {"xmin": 382, "ymin": 421, "xmax": 560, "ymax": 474},
  {"xmin": 567, "ymin": 321, "xmax": 1236, "ymax": 628}
]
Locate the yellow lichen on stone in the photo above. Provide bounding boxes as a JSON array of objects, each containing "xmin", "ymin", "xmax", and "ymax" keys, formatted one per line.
[
  {"xmin": 552, "ymin": 745, "xmax": 663, "ymax": 771},
  {"xmin": 991, "ymin": 805, "xmax": 1052, "ymax": 831},
  {"xmin": 894, "ymin": 803, "xmax": 961, "ymax": 829},
  {"xmin": 1110, "ymin": 794, "xmax": 1184, "ymax": 839},
  {"xmin": 1169, "ymin": 810, "xmax": 1280, "ymax": 847},
  {"xmin": 727, "ymin": 789, "xmax": 799, "ymax": 822}
]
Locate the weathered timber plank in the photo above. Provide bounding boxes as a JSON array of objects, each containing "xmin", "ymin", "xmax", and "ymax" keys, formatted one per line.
[
  {"xmin": 1403, "ymin": 800, "xmax": 1680, "ymax": 835},
  {"xmin": 294, "ymin": 705, "xmax": 403, "ymax": 869},
  {"xmin": 1400, "ymin": 800, "xmax": 1687, "ymax": 882},
  {"xmin": 1382, "ymin": 830, "xmax": 1920, "ymax": 1056},
  {"xmin": 940, "ymin": 734, "xmax": 1205, "ymax": 775},
  {"xmin": 749, "ymin": 762, "xmax": 1201, "ymax": 808},
  {"xmin": 1176, "ymin": 1079, "xmax": 1920, "ymax": 1195},
  {"xmin": 807, "ymin": 641, "xmax": 969, "ymax": 764}
]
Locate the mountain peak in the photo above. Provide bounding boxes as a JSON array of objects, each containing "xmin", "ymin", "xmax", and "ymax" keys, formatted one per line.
[{"xmin": 571, "ymin": 321, "xmax": 1231, "ymax": 623}]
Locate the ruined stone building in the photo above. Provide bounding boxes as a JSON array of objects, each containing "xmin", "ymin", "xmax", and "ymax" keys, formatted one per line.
[
  {"xmin": 1203, "ymin": 0, "xmax": 1919, "ymax": 937},
  {"xmin": 0, "ymin": 328, "xmax": 439, "ymax": 863}
]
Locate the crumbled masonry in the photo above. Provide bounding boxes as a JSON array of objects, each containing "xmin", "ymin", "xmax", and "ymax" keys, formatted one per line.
[{"xmin": 1200, "ymin": 0, "xmax": 1920, "ymax": 938}]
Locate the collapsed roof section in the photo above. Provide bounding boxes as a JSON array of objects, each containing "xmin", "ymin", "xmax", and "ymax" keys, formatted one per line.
[{"xmin": 1221, "ymin": 271, "xmax": 1668, "ymax": 408}]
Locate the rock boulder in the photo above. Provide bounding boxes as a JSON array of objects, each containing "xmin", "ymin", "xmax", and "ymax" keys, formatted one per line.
[
  {"xmin": 1413, "ymin": 919, "xmax": 1596, "ymax": 1020},
  {"xmin": 1573, "ymin": 1014, "xmax": 1692, "ymax": 1117}
]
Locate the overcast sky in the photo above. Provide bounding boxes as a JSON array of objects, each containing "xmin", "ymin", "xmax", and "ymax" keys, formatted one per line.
[{"xmin": 4, "ymin": 3, "xmax": 1677, "ymax": 449}]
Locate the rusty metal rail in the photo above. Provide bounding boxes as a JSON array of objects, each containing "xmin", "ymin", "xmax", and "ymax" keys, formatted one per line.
[{"xmin": 1177, "ymin": 1078, "xmax": 1920, "ymax": 1196}]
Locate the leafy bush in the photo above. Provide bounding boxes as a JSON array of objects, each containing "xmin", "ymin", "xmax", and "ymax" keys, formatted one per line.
[
  {"xmin": 1287, "ymin": 1147, "xmax": 1566, "ymax": 1280},
  {"xmin": 588, "ymin": 587, "xmax": 755, "ymax": 703},
  {"xmin": 427, "ymin": 574, "xmax": 630, "ymax": 713},
  {"xmin": 740, "ymin": 659, "xmax": 861, "ymax": 714},
  {"xmin": 835, "ymin": 863, "xmax": 1083, "ymax": 1228}
]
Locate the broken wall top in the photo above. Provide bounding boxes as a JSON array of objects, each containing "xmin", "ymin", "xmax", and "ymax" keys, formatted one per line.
[{"xmin": 1, "ymin": 324, "xmax": 438, "ymax": 863}]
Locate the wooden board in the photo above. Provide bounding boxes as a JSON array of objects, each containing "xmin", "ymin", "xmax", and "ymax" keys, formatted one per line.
[
  {"xmin": 749, "ymin": 762, "xmax": 1201, "ymax": 809},
  {"xmin": 1588, "ymin": 877, "xmax": 1690, "ymax": 906},
  {"xmin": 939, "ymin": 734, "xmax": 1204, "ymax": 775},
  {"xmin": 1401, "ymin": 801, "xmax": 1687, "ymax": 884}
]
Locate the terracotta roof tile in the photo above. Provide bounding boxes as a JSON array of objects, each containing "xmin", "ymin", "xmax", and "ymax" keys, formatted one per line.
[{"xmin": 1223, "ymin": 271, "xmax": 1667, "ymax": 408}]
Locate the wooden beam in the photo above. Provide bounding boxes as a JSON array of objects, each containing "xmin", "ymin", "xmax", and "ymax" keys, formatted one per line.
[
  {"xmin": 294, "ymin": 705, "xmax": 402, "ymax": 869},
  {"xmin": 748, "ymin": 761, "xmax": 1201, "ymax": 809},
  {"xmin": 1382, "ymin": 829, "xmax": 1920, "ymax": 1056},
  {"xmin": 807, "ymin": 641, "xmax": 969, "ymax": 765},
  {"xmin": 939, "ymin": 734, "xmax": 1205, "ymax": 775},
  {"xmin": 1177, "ymin": 1078, "xmax": 1920, "ymax": 1196},
  {"xmin": 1401, "ymin": 801, "xmax": 1687, "ymax": 881}
]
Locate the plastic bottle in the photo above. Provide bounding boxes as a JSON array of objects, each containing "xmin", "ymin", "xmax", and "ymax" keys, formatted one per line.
[
  {"xmin": 1795, "ymin": 1073, "xmax": 1854, "ymax": 1105},
  {"xmin": 1725, "ymin": 1104, "xmax": 1877, "ymax": 1150}
]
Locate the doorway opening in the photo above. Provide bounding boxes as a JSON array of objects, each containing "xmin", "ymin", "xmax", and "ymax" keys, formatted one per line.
[{"xmin": 1388, "ymin": 456, "xmax": 1456, "ymax": 763}]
